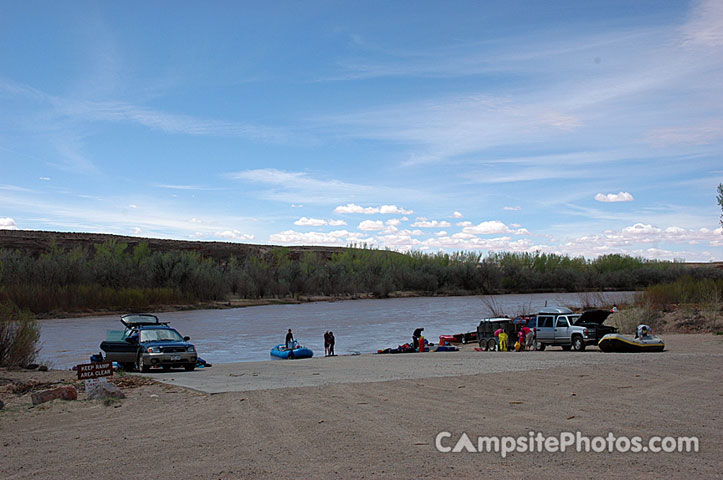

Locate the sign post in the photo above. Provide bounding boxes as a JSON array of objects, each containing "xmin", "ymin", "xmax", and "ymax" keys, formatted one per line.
[{"xmin": 76, "ymin": 361, "xmax": 113, "ymax": 389}]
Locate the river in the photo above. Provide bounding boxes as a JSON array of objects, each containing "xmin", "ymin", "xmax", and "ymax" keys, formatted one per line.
[{"xmin": 38, "ymin": 291, "xmax": 635, "ymax": 368}]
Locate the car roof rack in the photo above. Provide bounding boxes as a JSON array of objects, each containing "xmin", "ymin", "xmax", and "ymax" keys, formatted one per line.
[{"xmin": 120, "ymin": 313, "xmax": 169, "ymax": 328}]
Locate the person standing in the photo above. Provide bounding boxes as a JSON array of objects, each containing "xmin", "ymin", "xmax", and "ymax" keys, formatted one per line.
[
  {"xmin": 412, "ymin": 327, "xmax": 424, "ymax": 350},
  {"xmin": 324, "ymin": 331, "xmax": 330, "ymax": 356},
  {"xmin": 521, "ymin": 325, "xmax": 533, "ymax": 351},
  {"xmin": 328, "ymin": 331, "xmax": 335, "ymax": 356},
  {"xmin": 517, "ymin": 329, "xmax": 525, "ymax": 351},
  {"xmin": 285, "ymin": 329, "xmax": 294, "ymax": 349}
]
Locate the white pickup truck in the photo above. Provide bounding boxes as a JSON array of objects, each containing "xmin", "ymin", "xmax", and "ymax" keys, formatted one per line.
[{"xmin": 530, "ymin": 307, "xmax": 616, "ymax": 351}]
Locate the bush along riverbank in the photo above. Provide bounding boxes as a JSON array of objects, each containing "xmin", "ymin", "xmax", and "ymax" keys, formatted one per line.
[{"xmin": 1, "ymin": 236, "xmax": 722, "ymax": 316}]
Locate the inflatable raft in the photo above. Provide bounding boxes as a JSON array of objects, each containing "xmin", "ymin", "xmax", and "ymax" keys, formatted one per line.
[
  {"xmin": 270, "ymin": 343, "xmax": 313, "ymax": 359},
  {"xmin": 598, "ymin": 334, "xmax": 665, "ymax": 353}
]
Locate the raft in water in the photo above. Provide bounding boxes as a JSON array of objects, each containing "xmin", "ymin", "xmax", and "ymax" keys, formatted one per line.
[{"xmin": 270, "ymin": 343, "xmax": 314, "ymax": 359}]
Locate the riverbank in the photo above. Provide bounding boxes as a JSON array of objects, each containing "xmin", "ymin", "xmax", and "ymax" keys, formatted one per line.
[
  {"xmin": 1, "ymin": 334, "xmax": 721, "ymax": 479},
  {"xmin": 35, "ymin": 289, "xmax": 632, "ymax": 320}
]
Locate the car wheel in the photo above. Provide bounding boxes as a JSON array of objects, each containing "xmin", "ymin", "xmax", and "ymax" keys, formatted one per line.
[
  {"xmin": 184, "ymin": 363, "xmax": 195, "ymax": 371},
  {"xmin": 137, "ymin": 354, "xmax": 150, "ymax": 373},
  {"xmin": 487, "ymin": 338, "xmax": 497, "ymax": 351},
  {"xmin": 162, "ymin": 365, "xmax": 172, "ymax": 371},
  {"xmin": 572, "ymin": 336, "xmax": 586, "ymax": 352}
]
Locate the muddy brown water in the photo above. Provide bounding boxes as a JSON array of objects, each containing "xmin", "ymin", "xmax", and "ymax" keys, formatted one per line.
[{"xmin": 38, "ymin": 292, "xmax": 634, "ymax": 368}]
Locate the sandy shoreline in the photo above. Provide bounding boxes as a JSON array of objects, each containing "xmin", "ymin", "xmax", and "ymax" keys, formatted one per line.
[{"xmin": 1, "ymin": 334, "xmax": 722, "ymax": 479}]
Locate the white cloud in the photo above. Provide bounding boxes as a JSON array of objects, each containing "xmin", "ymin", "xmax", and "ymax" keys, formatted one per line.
[
  {"xmin": 380, "ymin": 205, "xmax": 414, "ymax": 214},
  {"xmin": 386, "ymin": 218, "xmax": 402, "ymax": 226},
  {"xmin": 335, "ymin": 203, "xmax": 380, "ymax": 214},
  {"xmin": 420, "ymin": 234, "xmax": 538, "ymax": 252},
  {"xmin": 411, "ymin": 220, "xmax": 451, "ymax": 228},
  {"xmin": 503, "ymin": 206, "xmax": 521, "ymax": 211},
  {"xmin": 334, "ymin": 203, "xmax": 413, "ymax": 215},
  {"xmin": 39, "ymin": 177, "xmax": 50, "ymax": 181},
  {"xmin": 463, "ymin": 220, "xmax": 514, "ymax": 235},
  {"xmin": 155, "ymin": 184, "xmax": 219, "ymax": 191},
  {"xmin": 269, "ymin": 229, "xmax": 363, "ymax": 246},
  {"xmin": 0, "ymin": 217, "xmax": 18, "ymax": 229},
  {"xmin": 681, "ymin": 0, "xmax": 723, "ymax": 47},
  {"xmin": 128, "ymin": 204, "xmax": 137, "ymax": 209},
  {"xmin": 328, "ymin": 219, "xmax": 347, "ymax": 226},
  {"xmin": 557, "ymin": 223, "xmax": 723, "ymax": 260},
  {"xmin": 294, "ymin": 217, "xmax": 328, "ymax": 227},
  {"xmin": 622, "ymin": 223, "xmax": 660, "ymax": 235},
  {"xmin": 594, "ymin": 192, "xmax": 635, "ymax": 202},
  {"xmin": 452, "ymin": 211, "xmax": 463, "ymax": 218},
  {"xmin": 358, "ymin": 220, "xmax": 385, "ymax": 231},
  {"xmin": 215, "ymin": 230, "xmax": 255, "ymax": 241},
  {"xmin": 456, "ymin": 221, "xmax": 473, "ymax": 227}
]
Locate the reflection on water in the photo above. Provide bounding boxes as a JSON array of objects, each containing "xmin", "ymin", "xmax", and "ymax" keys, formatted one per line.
[{"xmin": 39, "ymin": 292, "xmax": 634, "ymax": 368}]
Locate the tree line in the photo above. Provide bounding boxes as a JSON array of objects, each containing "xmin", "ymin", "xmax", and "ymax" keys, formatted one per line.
[{"xmin": 0, "ymin": 239, "xmax": 721, "ymax": 315}]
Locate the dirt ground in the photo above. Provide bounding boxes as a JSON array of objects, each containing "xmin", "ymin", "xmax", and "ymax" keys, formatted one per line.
[{"xmin": 1, "ymin": 334, "xmax": 721, "ymax": 479}]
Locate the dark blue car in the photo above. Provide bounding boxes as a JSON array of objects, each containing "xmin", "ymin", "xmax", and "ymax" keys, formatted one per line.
[{"xmin": 100, "ymin": 314, "xmax": 197, "ymax": 372}]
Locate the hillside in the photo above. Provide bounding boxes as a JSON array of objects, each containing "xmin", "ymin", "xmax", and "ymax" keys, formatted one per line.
[{"xmin": 0, "ymin": 229, "xmax": 347, "ymax": 262}]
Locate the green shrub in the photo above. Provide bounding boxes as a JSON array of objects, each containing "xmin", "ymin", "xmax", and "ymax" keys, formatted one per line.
[{"xmin": 0, "ymin": 302, "xmax": 40, "ymax": 367}]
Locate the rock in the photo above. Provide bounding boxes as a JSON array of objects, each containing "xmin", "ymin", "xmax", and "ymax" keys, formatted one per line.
[
  {"xmin": 24, "ymin": 363, "xmax": 39, "ymax": 370},
  {"xmin": 31, "ymin": 385, "xmax": 78, "ymax": 405},
  {"xmin": 38, "ymin": 365, "xmax": 48, "ymax": 372},
  {"xmin": 86, "ymin": 382, "xmax": 126, "ymax": 401}
]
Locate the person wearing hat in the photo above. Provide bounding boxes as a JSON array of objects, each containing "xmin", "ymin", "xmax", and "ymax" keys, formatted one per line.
[{"xmin": 412, "ymin": 327, "xmax": 424, "ymax": 350}]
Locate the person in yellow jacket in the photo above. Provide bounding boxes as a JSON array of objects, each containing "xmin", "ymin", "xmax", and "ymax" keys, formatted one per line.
[{"xmin": 498, "ymin": 331, "xmax": 508, "ymax": 351}]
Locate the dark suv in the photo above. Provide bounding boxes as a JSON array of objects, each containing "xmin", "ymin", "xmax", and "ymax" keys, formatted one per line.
[{"xmin": 100, "ymin": 314, "xmax": 198, "ymax": 372}]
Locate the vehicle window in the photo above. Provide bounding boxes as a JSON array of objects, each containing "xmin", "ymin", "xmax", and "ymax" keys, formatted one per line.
[
  {"xmin": 139, "ymin": 328, "xmax": 184, "ymax": 342},
  {"xmin": 568, "ymin": 314, "xmax": 581, "ymax": 324},
  {"xmin": 538, "ymin": 316, "xmax": 553, "ymax": 328},
  {"xmin": 526, "ymin": 318, "xmax": 536, "ymax": 328},
  {"xmin": 556, "ymin": 317, "xmax": 570, "ymax": 328},
  {"xmin": 106, "ymin": 330, "xmax": 125, "ymax": 341}
]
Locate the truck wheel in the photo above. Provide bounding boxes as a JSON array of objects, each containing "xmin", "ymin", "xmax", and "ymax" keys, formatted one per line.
[
  {"xmin": 537, "ymin": 343, "xmax": 546, "ymax": 351},
  {"xmin": 136, "ymin": 354, "xmax": 150, "ymax": 373},
  {"xmin": 487, "ymin": 339, "xmax": 497, "ymax": 351},
  {"xmin": 184, "ymin": 363, "xmax": 195, "ymax": 371},
  {"xmin": 561, "ymin": 345, "xmax": 572, "ymax": 351},
  {"xmin": 572, "ymin": 336, "xmax": 586, "ymax": 352},
  {"xmin": 479, "ymin": 339, "xmax": 487, "ymax": 350}
]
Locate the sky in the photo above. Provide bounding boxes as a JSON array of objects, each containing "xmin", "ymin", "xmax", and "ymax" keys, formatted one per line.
[{"xmin": 1, "ymin": 0, "xmax": 722, "ymax": 261}]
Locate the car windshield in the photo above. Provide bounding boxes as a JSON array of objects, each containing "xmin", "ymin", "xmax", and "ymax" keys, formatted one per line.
[{"xmin": 139, "ymin": 328, "xmax": 184, "ymax": 342}]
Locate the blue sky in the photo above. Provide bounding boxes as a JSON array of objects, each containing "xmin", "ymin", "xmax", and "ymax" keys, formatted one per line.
[{"xmin": 1, "ymin": 0, "xmax": 722, "ymax": 261}]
